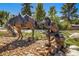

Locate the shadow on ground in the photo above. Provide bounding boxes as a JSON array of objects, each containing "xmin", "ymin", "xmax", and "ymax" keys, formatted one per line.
[{"xmin": 0, "ymin": 37, "xmax": 37, "ymax": 53}]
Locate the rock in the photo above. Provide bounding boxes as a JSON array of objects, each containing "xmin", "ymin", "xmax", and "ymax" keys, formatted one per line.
[
  {"xmin": 66, "ymin": 49, "xmax": 79, "ymax": 56},
  {"xmin": 41, "ymin": 45, "xmax": 44, "ymax": 48},
  {"xmin": 38, "ymin": 50, "xmax": 45, "ymax": 56},
  {"xmin": 66, "ymin": 45, "xmax": 79, "ymax": 56},
  {"xmin": 69, "ymin": 45, "xmax": 79, "ymax": 50},
  {"xmin": 69, "ymin": 33, "xmax": 79, "ymax": 39},
  {"xmin": 36, "ymin": 47, "xmax": 41, "ymax": 51}
]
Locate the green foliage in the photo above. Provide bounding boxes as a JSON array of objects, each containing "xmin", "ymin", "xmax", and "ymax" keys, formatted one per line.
[
  {"xmin": 0, "ymin": 11, "xmax": 9, "ymax": 27},
  {"xmin": 0, "ymin": 31, "xmax": 5, "ymax": 36},
  {"xmin": 65, "ymin": 38, "xmax": 79, "ymax": 46},
  {"xmin": 61, "ymin": 3, "xmax": 78, "ymax": 22},
  {"xmin": 0, "ymin": 11, "xmax": 9, "ymax": 19},
  {"xmin": 48, "ymin": 6, "xmax": 57, "ymax": 22},
  {"xmin": 35, "ymin": 3, "xmax": 46, "ymax": 21},
  {"xmin": 34, "ymin": 32, "xmax": 46, "ymax": 40},
  {"xmin": 54, "ymin": 16, "xmax": 61, "ymax": 26},
  {"xmin": 48, "ymin": 6, "xmax": 60, "ymax": 29},
  {"xmin": 59, "ymin": 20, "xmax": 71, "ymax": 30},
  {"xmin": 71, "ymin": 19, "xmax": 79, "ymax": 24},
  {"xmin": 21, "ymin": 3, "xmax": 32, "ymax": 16},
  {"xmin": 23, "ymin": 31, "xmax": 46, "ymax": 40},
  {"xmin": 60, "ymin": 30, "xmax": 79, "ymax": 47}
]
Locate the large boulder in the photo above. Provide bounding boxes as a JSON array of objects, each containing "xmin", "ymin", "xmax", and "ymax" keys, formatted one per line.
[
  {"xmin": 66, "ymin": 49, "xmax": 79, "ymax": 56},
  {"xmin": 69, "ymin": 33, "xmax": 79, "ymax": 39},
  {"xmin": 66, "ymin": 45, "xmax": 79, "ymax": 56},
  {"xmin": 69, "ymin": 45, "xmax": 79, "ymax": 50}
]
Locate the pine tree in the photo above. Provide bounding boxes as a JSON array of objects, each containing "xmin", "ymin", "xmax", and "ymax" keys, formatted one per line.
[
  {"xmin": 35, "ymin": 3, "xmax": 46, "ymax": 21},
  {"xmin": 0, "ymin": 11, "xmax": 9, "ymax": 26},
  {"xmin": 21, "ymin": 3, "xmax": 32, "ymax": 16},
  {"xmin": 48, "ymin": 6, "xmax": 57, "ymax": 22},
  {"xmin": 61, "ymin": 3, "xmax": 78, "ymax": 22}
]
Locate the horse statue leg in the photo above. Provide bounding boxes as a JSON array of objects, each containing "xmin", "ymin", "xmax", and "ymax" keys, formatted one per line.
[
  {"xmin": 16, "ymin": 29, "xmax": 23, "ymax": 40},
  {"xmin": 48, "ymin": 34, "xmax": 51, "ymax": 47},
  {"xmin": 14, "ymin": 26, "xmax": 23, "ymax": 40},
  {"xmin": 18, "ymin": 30, "xmax": 23, "ymax": 40}
]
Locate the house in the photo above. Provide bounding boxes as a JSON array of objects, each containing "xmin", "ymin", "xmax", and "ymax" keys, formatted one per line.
[{"xmin": 71, "ymin": 24, "xmax": 79, "ymax": 30}]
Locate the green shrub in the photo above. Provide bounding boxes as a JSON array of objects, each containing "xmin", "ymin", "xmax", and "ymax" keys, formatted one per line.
[
  {"xmin": 71, "ymin": 19, "xmax": 79, "ymax": 24},
  {"xmin": 65, "ymin": 38, "xmax": 79, "ymax": 47},
  {"xmin": 58, "ymin": 20, "xmax": 71, "ymax": 30}
]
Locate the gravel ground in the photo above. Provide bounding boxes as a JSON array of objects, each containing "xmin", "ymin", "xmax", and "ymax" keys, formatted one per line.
[{"xmin": 0, "ymin": 37, "xmax": 49, "ymax": 56}]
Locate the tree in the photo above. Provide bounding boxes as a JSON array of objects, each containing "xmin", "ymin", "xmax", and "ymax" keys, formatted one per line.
[
  {"xmin": 48, "ymin": 6, "xmax": 61, "ymax": 27},
  {"xmin": 61, "ymin": 3, "xmax": 78, "ymax": 22},
  {"xmin": 21, "ymin": 3, "xmax": 32, "ymax": 16},
  {"xmin": 0, "ymin": 11, "xmax": 9, "ymax": 26},
  {"xmin": 48, "ymin": 6, "xmax": 57, "ymax": 22},
  {"xmin": 35, "ymin": 3, "xmax": 46, "ymax": 21}
]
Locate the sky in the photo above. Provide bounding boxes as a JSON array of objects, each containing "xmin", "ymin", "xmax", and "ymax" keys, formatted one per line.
[{"xmin": 0, "ymin": 3, "xmax": 79, "ymax": 16}]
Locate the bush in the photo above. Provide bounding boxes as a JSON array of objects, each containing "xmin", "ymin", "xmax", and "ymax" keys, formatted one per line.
[
  {"xmin": 71, "ymin": 19, "xmax": 79, "ymax": 24},
  {"xmin": 58, "ymin": 20, "xmax": 71, "ymax": 30},
  {"xmin": 65, "ymin": 38, "xmax": 79, "ymax": 47}
]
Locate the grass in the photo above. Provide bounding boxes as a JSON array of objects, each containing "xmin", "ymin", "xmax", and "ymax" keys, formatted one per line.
[
  {"xmin": 23, "ymin": 31, "xmax": 46, "ymax": 40},
  {"xmin": 0, "ymin": 31, "xmax": 6, "ymax": 36}
]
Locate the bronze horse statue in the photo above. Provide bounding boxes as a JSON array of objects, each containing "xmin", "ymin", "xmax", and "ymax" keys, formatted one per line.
[
  {"xmin": 6, "ymin": 14, "xmax": 66, "ymax": 55},
  {"xmin": 6, "ymin": 14, "xmax": 37, "ymax": 40}
]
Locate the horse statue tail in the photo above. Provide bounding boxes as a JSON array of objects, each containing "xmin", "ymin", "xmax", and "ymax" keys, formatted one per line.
[{"xmin": 5, "ymin": 22, "xmax": 17, "ymax": 37}]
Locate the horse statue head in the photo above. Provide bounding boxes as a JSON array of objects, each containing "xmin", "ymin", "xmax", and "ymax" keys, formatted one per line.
[{"xmin": 5, "ymin": 16, "xmax": 17, "ymax": 37}]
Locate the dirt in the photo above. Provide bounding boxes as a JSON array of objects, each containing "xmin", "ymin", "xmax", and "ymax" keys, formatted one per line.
[{"xmin": 0, "ymin": 37, "xmax": 52, "ymax": 56}]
